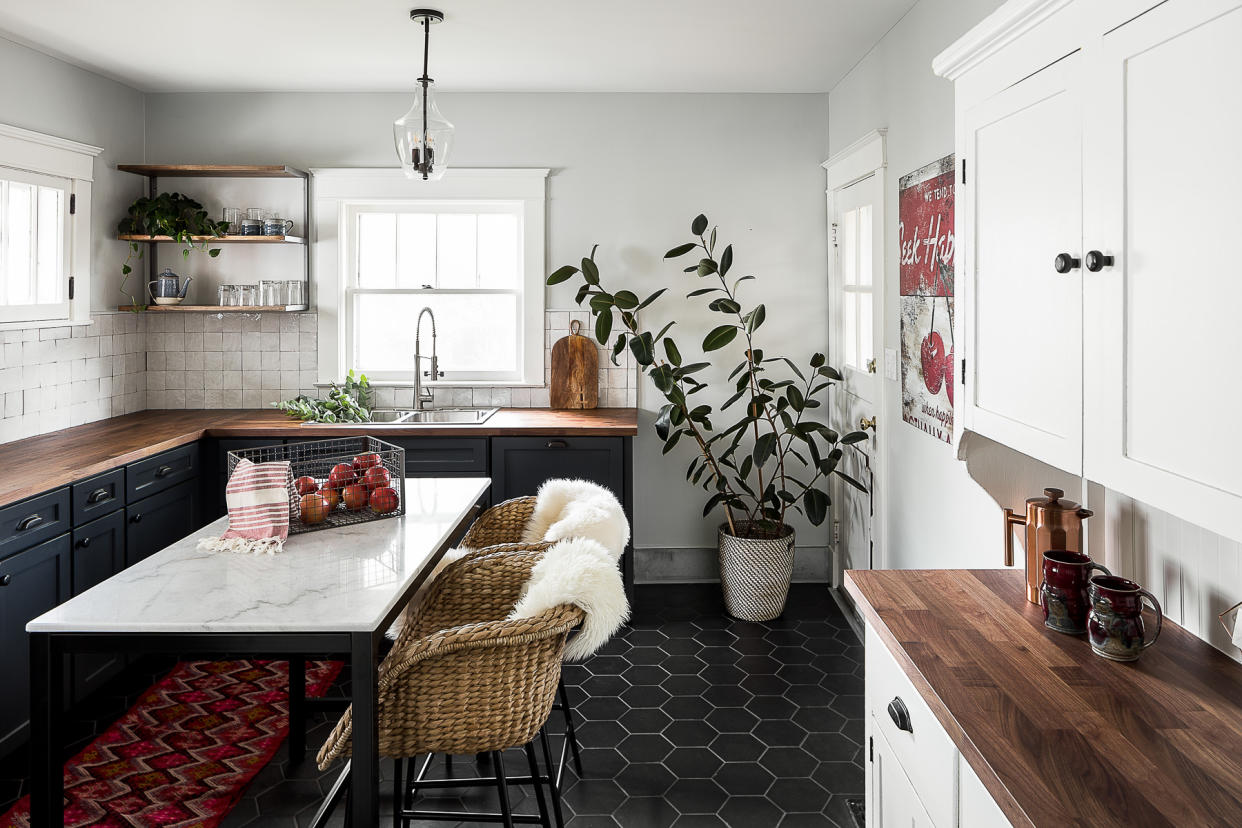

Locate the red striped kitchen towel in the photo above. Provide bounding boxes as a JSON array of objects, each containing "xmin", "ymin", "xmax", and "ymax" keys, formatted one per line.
[{"xmin": 198, "ymin": 458, "xmax": 295, "ymax": 555}]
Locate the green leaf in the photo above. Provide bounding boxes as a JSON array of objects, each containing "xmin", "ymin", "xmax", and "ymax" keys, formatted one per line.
[
  {"xmin": 613, "ymin": 290, "xmax": 640, "ymax": 310},
  {"xmin": 664, "ymin": 242, "xmax": 697, "ymax": 259},
  {"xmin": 612, "ymin": 334, "xmax": 627, "ymax": 364},
  {"xmin": 547, "ymin": 264, "xmax": 580, "ymax": 285},
  {"xmin": 581, "ymin": 257, "xmax": 600, "ymax": 285},
  {"xmin": 636, "ymin": 288, "xmax": 667, "ymax": 310},
  {"xmin": 786, "ymin": 385, "xmax": 805, "ymax": 411},
  {"xmin": 664, "ymin": 338, "xmax": 682, "ymax": 366},
  {"xmin": 840, "ymin": 430, "xmax": 870, "ymax": 445},
  {"xmin": 810, "ymin": 352, "xmax": 826, "ymax": 368},
  {"xmin": 696, "ymin": 258, "xmax": 718, "ymax": 277},
  {"xmin": 662, "ymin": 429, "xmax": 684, "ymax": 454},
  {"xmin": 803, "ymin": 488, "xmax": 830, "ymax": 526},
  {"xmin": 589, "ymin": 292, "xmax": 614, "ymax": 312},
  {"xmin": 122, "ymin": 264, "xmax": 131, "ymax": 275},
  {"xmin": 650, "ymin": 364, "xmax": 675, "ymax": 393},
  {"xmin": 746, "ymin": 304, "xmax": 766, "ymax": 334},
  {"xmin": 818, "ymin": 365, "xmax": 844, "ymax": 381},
  {"xmin": 733, "ymin": 274, "xmax": 755, "ymax": 292},
  {"xmin": 630, "ymin": 332, "xmax": 655, "ymax": 366},
  {"xmin": 655, "ymin": 404, "xmax": 674, "ymax": 440},
  {"xmin": 208, "ymin": 248, "xmax": 221, "ymax": 257},
  {"xmin": 719, "ymin": 245, "xmax": 733, "ymax": 276},
  {"xmin": 708, "ymin": 297, "xmax": 741, "ymax": 314},
  {"xmin": 691, "ymin": 214, "xmax": 709, "ymax": 235},
  {"xmin": 835, "ymin": 470, "xmax": 868, "ymax": 493},
  {"xmin": 702, "ymin": 325, "xmax": 738, "ymax": 352},
  {"xmin": 687, "ymin": 287, "xmax": 722, "ymax": 297},
  {"xmin": 679, "ymin": 362, "xmax": 711, "ymax": 375},
  {"xmin": 595, "ymin": 307, "xmax": 613, "ymax": 343},
  {"xmin": 753, "ymin": 432, "xmax": 778, "ymax": 466}
]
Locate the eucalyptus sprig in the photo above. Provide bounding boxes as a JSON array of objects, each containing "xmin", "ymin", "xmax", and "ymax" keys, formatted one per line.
[
  {"xmin": 549, "ymin": 213, "xmax": 867, "ymax": 539},
  {"xmin": 273, "ymin": 371, "xmax": 372, "ymax": 423}
]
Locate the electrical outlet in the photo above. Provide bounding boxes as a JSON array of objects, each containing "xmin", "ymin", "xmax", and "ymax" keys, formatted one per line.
[{"xmin": 884, "ymin": 348, "xmax": 898, "ymax": 381}]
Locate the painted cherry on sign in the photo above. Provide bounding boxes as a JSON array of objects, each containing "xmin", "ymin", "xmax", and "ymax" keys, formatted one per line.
[{"xmin": 921, "ymin": 331, "xmax": 945, "ymax": 394}]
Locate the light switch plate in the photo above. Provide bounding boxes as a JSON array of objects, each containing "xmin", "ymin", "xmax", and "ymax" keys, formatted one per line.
[{"xmin": 884, "ymin": 348, "xmax": 898, "ymax": 381}]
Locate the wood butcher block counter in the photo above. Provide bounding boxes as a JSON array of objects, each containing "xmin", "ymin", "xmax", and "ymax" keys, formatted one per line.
[
  {"xmin": 845, "ymin": 568, "xmax": 1242, "ymax": 827},
  {"xmin": 0, "ymin": 407, "xmax": 638, "ymax": 509}
]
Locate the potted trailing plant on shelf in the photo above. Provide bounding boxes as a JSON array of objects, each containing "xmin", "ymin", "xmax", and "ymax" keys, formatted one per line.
[
  {"xmin": 118, "ymin": 192, "xmax": 227, "ymax": 309},
  {"xmin": 548, "ymin": 213, "xmax": 868, "ymax": 621}
]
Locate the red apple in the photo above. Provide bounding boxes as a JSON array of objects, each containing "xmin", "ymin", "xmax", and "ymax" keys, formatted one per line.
[
  {"xmin": 369, "ymin": 486, "xmax": 399, "ymax": 514},
  {"xmin": 920, "ymin": 331, "xmax": 945, "ymax": 395},
  {"xmin": 342, "ymin": 483, "xmax": 369, "ymax": 511},
  {"xmin": 294, "ymin": 476, "xmax": 319, "ymax": 496},
  {"xmin": 321, "ymin": 487, "xmax": 342, "ymax": 511},
  {"xmin": 352, "ymin": 452, "xmax": 382, "ymax": 473},
  {"xmin": 362, "ymin": 465, "xmax": 391, "ymax": 492},
  {"xmin": 943, "ymin": 344, "xmax": 955, "ymax": 405},
  {"xmin": 299, "ymin": 493, "xmax": 330, "ymax": 525},
  {"xmin": 326, "ymin": 463, "xmax": 356, "ymax": 491}
]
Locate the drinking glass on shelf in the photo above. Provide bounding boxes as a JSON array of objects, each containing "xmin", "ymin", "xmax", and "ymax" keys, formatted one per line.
[
  {"xmin": 284, "ymin": 280, "xmax": 306, "ymax": 306},
  {"xmin": 222, "ymin": 207, "xmax": 242, "ymax": 234},
  {"xmin": 237, "ymin": 284, "xmax": 258, "ymax": 306},
  {"xmin": 245, "ymin": 207, "xmax": 264, "ymax": 221},
  {"xmin": 217, "ymin": 285, "xmax": 239, "ymax": 306},
  {"xmin": 260, "ymin": 280, "xmax": 284, "ymax": 306}
]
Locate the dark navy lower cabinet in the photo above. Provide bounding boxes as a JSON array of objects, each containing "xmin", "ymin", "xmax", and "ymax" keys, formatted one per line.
[
  {"xmin": 126, "ymin": 479, "xmax": 200, "ymax": 568},
  {"xmin": 71, "ymin": 510, "xmax": 127, "ymax": 702},
  {"xmin": 0, "ymin": 533, "xmax": 70, "ymax": 757},
  {"xmin": 490, "ymin": 436, "xmax": 625, "ymax": 502}
]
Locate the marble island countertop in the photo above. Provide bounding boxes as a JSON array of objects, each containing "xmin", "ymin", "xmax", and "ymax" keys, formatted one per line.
[{"xmin": 28, "ymin": 477, "xmax": 488, "ymax": 634}]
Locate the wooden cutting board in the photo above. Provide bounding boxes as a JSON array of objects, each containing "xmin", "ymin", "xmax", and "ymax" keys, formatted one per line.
[{"xmin": 550, "ymin": 320, "xmax": 599, "ymax": 409}]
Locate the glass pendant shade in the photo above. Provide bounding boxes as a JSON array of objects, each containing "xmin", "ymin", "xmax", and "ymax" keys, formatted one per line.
[{"xmin": 394, "ymin": 80, "xmax": 454, "ymax": 181}]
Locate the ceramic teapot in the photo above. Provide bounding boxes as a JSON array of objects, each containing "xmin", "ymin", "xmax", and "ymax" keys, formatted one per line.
[{"xmin": 148, "ymin": 268, "xmax": 192, "ymax": 303}]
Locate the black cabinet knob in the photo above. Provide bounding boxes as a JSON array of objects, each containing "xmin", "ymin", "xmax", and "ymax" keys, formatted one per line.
[
  {"xmin": 0, "ymin": 575, "xmax": 11, "ymax": 586},
  {"xmin": 130, "ymin": 513, "xmax": 142, "ymax": 524},
  {"xmin": 1054, "ymin": 253, "xmax": 1081, "ymax": 274},
  {"xmin": 887, "ymin": 697, "xmax": 913, "ymax": 733},
  {"xmin": 76, "ymin": 537, "xmax": 91, "ymax": 549},
  {"xmin": 1085, "ymin": 250, "xmax": 1115, "ymax": 272}
]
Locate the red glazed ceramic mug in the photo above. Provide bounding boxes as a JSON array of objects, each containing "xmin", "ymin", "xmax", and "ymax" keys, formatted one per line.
[
  {"xmin": 1040, "ymin": 550, "xmax": 1110, "ymax": 634},
  {"xmin": 1087, "ymin": 575, "xmax": 1163, "ymax": 662}
]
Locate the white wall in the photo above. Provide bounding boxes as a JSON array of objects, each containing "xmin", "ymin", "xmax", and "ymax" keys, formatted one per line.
[
  {"xmin": 827, "ymin": 0, "xmax": 1241, "ymax": 662},
  {"xmin": 144, "ymin": 91, "xmax": 835, "ymax": 575},
  {"xmin": 0, "ymin": 36, "xmax": 145, "ymax": 313}
]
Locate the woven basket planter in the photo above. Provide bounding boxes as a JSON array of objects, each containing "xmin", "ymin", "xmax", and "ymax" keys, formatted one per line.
[{"xmin": 718, "ymin": 522, "xmax": 796, "ymax": 622}]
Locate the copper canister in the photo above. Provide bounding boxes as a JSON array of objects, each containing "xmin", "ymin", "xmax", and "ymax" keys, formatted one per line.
[{"xmin": 1003, "ymin": 488, "xmax": 1093, "ymax": 604}]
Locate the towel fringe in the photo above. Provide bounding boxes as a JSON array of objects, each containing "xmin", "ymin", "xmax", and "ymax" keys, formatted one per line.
[{"xmin": 197, "ymin": 536, "xmax": 284, "ymax": 556}]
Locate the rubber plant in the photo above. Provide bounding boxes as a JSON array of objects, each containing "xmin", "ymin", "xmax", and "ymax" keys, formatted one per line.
[
  {"xmin": 548, "ymin": 213, "xmax": 868, "ymax": 540},
  {"xmin": 118, "ymin": 192, "xmax": 227, "ymax": 310}
]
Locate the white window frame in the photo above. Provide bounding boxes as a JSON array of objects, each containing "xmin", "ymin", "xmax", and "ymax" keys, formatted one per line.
[
  {"xmin": 0, "ymin": 122, "xmax": 100, "ymax": 328},
  {"xmin": 313, "ymin": 168, "xmax": 548, "ymax": 386}
]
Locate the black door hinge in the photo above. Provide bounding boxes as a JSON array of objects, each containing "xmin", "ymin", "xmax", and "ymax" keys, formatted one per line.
[
  {"xmin": 68, "ymin": 276, "xmax": 74, "ymax": 300},
  {"xmin": 961, "ymin": 159, "xmax": 966, "ymax": 184},
  {"xmin": 69, "ymin": 193, "xmax": 76, "ymax": 214},
  {"xmin": 961, "ymin": 358, "xmax": 967, "ymax": 388},
  {"xmin": 869, "ymin": 736, "xmax": 873, "ymax": 762}
]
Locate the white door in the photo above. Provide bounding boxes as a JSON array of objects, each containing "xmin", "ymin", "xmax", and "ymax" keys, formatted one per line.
[
  {"xmin": 961, "ymin": 53, "xmax": 1083, "ymax": 474},
  {"xmin": 830, "ymin": 172, "xmax": 883, "ymax": 579},
  {"xmin": 1082, "ymin": 0, "xmax": 1242, "ymax": 543},
  {"xmin": 868, "ymin": 722, "xmax": 935, "ymax": 828}
]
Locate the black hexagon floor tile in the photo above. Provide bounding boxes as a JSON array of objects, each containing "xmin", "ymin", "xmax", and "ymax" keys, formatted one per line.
[{"xmin": 0, "ymin": 585, "xmax": 863, "ymax": 828}]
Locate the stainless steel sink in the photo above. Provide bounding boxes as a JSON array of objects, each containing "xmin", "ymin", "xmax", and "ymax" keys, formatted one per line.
[{"xmin": 365, "ymin": 408, "xmax": 498, "ymax": 425}]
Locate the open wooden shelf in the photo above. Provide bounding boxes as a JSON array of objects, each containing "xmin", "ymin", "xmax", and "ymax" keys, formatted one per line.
[
  {"xmin": 119, "ymin": 234, "xmax": 305, "ymax": 245},
  {"xmin": 117, "ymin": 164, "xmax": 308, "ymax": 179},
  {"xmin": 117, "ymin": 304, "xmax": 309, "ymax": 313}
]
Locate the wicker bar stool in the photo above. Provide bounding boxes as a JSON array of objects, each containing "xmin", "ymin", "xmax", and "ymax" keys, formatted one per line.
[{"xmin": 314, "ymin": 548, "xmax": 584, "ymax": 828}]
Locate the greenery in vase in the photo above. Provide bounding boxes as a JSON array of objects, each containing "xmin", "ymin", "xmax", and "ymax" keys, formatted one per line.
[
  {"xmin": 548, "ymin": 213, "xmax": 867, "ymax": 539},
  {"xmin": 273, "ymin": 371, "xmax": 372, "ymax": 423},
  {"xmin": 118, "ymin": 192, "xmax": 227, "ymax": 309}
]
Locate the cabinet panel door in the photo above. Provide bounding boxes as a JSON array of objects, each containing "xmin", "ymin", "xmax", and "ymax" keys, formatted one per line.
[
  {"xmin": 0, "ymin": 534, "xmax": 69, "ymax": 758},
  {"xmin": 868, "ymin": 720, "xmax": 936, "ymax": 828},
  {"xmin": 1083, "ymin": 0, "xmax": 1242, "ymax": 542},
  {"xmin": 490, "ymin": 437, "xmax": 624, "ymax": 503},
  {"xmin": 126, "ymin": 480, "xmax": 200, "ymax": 568},
  {"xmin": 962, "ymin": 53, "xmax": 1083, "ymax": 473},
  {"xmin": 71, "ymin": 511, "xmax": 126, "ymax": 702}
]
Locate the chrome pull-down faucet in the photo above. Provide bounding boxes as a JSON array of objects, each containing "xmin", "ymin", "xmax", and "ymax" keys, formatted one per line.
[{"xmin": 413, "ymin": 307, "xmax": 442, "ymax": 410}]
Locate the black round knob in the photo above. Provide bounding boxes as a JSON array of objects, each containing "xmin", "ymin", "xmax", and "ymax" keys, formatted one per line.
[
  {"xmin": 76, "ymin": 537, "xmax": 91, "ymax": 549},
  {"xmin": 1085, "ymin": 250, "xmax": 1114, "ymax": 272},
  {"xmin": 1054, "ymin": 253, "xmax": 1081, "ymax": 274},
  {"xmin": 0, "ymin": 575, "xmax": 10, "ymax": 586},
  {"xmin": 130, "ymin": 513, "xmax": 142, "ymax": 524}
]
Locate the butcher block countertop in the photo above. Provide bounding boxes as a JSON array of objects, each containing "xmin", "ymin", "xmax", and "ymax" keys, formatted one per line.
[
  {"xmin": 0, "ymin": 407, "xmax": 637, "ymax": 509},
  {"xmin": 845, "ymin": 568, "xmax": 1242, "ymax": 828}
]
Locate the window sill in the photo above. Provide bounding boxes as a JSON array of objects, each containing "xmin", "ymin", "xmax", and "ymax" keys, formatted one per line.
[{"xmin": 315, "ymin": 380, "xmax": 548, "ymax": 389}]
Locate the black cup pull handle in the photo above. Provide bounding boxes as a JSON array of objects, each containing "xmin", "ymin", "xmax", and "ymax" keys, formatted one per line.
[
  {"xmin": 0, "ymin": 574, "xmax": 10, "ymax": 586},
  {"xmin": 17, "ymin": 515, "xmax": 44, "ymax": 531},
  {"xmin": 887, "ymin": 697, "xmax": 913, "ymax": 734},
  {"xmin": 545, "ymin": 440, "xmax": 568, "ymax": 449},
  {"xmin": 1085, "ymin": 250, "xmax": 1115, "ymax": 272},
  {"xmin": 1054, "ymin": 253, "xmax": 1081, "ymax": 274},
  {"xmin": 154, "ymin": 464, "xmax": 174, "ymax": 478},
  {"xmin": 87, "ymin": 487, "xmax": 113, "ymax": 505}
]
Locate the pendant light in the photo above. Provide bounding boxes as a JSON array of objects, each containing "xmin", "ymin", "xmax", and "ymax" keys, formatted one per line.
[{"xmin": 394, "ymin": 8, "xmax": 454, "ymax": 181}]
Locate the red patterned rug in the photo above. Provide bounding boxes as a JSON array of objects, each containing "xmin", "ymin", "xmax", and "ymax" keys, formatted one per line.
[{"xmin": 1, "ymin": 659, "xmax": 343, "ymax": 828}]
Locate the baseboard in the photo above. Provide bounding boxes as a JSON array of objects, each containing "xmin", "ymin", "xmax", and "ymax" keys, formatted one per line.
[{"xmin": 634, "ymin": 545, "xmax": 831, "ymax": 584}]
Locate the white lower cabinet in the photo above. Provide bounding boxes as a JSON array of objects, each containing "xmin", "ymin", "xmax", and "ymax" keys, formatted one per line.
[{"xmin": 865, "ymin": 626, "xmax": 1012, "ymax": 827}]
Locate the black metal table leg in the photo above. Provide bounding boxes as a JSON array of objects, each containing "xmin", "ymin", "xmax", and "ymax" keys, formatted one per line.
[
  {"xmin": 288, "ymin": 655, "xmax": 306, "ymax": 763},
  {"xmin": 29, "ymin": 632, "xmax": 63, "ymax": 828},
  {"xmin": 350, "ymin": 631, "xmax": 380, "ymax": 828}
]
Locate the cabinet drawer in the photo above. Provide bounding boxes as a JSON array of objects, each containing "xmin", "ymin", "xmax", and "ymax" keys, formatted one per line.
[
  {"xmin": 490, "ymin": 436, "xmax": 624, "ymax": 502},
  {"xmin": 865, "ymin": 625, "xmax": 957, "ymax": 826},
  {"xmin": 127, "ymin": 443, "xmax": 199, "ymax": 503},
  {"xmin": 72, "ymin": 469, "xmax": 125, "ymax": 526},
  {"xmin": 389, "ymin": 437, "xmax": 488, "ymax": 476},
  {"xmin": 0, "ymin": 488, "xmax": 70, "ymax": 561}
]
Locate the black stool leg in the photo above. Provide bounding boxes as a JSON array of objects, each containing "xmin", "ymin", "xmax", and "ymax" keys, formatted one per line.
[
  {"xmin": 392, "ymin": 757, "xmax": 404, "ymax": 828},
  {"xmin": 524, "ymin": 742, "xmax": 552, "ymax": 828},
  {"xmin": 558, "ymin": 679, "xmax": 584, "ymax": 776},
  {"xmin": 539, "ymin": 728, "xmax": 567, "ymax": 828},
  {"xmin": 493, "ymin": 750, "xmax": 516, "ymax": 828},
  {"xmin": 308, "ymin": 761, "xmax": 350, "ymax": 828}
]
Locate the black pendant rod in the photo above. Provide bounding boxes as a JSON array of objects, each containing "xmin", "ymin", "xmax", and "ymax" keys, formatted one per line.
[{"xmin": 420, "ymin": 15, "xmax": 431, "ymax": 179}]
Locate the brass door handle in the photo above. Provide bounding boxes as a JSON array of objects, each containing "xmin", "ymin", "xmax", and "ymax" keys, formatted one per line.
[
  {"xmin": 859, "ymin": 417, "xmax": 876, "ymax": 431},
  {"xmin": 866, "ymin": 358, "xmax": 877, "ymax": 374}
]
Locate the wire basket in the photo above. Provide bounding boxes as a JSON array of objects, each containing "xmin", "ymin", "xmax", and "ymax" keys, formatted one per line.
[{"xmin": 227, "ymin": 436, "xmax": 405, "ymax": 535}]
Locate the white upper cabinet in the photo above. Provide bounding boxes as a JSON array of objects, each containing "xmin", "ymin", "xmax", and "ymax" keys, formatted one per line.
[
  {"xmin": 1082, "ymin": 0, "xmax": 1242, "ymax": 543},
  {"xmin": 937, "ymin": 0, "xmax": 1242, "ymax": 543}
]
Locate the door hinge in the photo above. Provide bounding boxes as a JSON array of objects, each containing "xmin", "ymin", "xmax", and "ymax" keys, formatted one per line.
[
  {"xmin": 831, "ymin": 222, "xmax": 839, "ymax": 248},
  {"xmin": 832, "ymin": 519, "xmax": 841, "ymax": 545},
  {"xmin": 961, "ymin": 158, "xmax": 966, "ymax": 184},
  {"xmin": 69, "ymin": 193, "xmax": 76, "ymax": 214},
  {"xmin": 68, "ymin": 276, "xmax": 75, "ymax": 300},
  {"xmin": 869, "ymin": 736, "xmax": 874, "ymax": 762},
  {"xmin": 961, "ymin": 357, "xmax": 967, "ymax": 388}
]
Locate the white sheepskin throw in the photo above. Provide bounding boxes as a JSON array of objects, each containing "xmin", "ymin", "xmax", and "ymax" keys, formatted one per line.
[
  {"xmin": 520, "ymin": 478, "xmax": 630, "ymax": 561},
  {"xmin": 510, "ymin": 537, "xmax": 629, "ymax": 661},
  {"xmin": 385, "ymin": 546, "xmax": 474, "ymax": 640}
]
